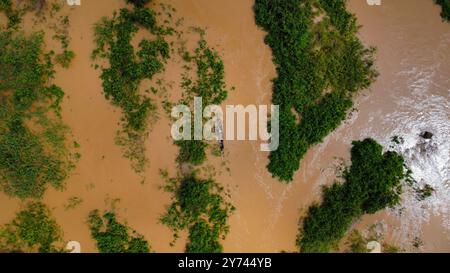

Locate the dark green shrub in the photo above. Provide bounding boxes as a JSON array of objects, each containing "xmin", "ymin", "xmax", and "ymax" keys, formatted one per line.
[
  {"xmin": 298, "ymin": 139, "xmax": 405, "ymax": 252},
  {"xmin": 435, "ymin": 0, "xmax": 450, "ymax": 21},
  {"xmin": 186, "ymin": 220, "xmax": 222, "ymax": 253},
  {"xmin": 161, "ymin": 175, "xmax": 234, "ymax": 252},
  {"xmin": 176, "ymin": 140, "xmax": 207, "ymax": 166},
  {"xmin": 254, "ymin": 0, "xmax": 377, "ymax": 182}
]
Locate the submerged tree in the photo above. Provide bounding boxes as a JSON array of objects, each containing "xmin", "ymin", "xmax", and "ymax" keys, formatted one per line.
[
  {"xmin": 161, "ymin": 174, "xmax": 234, "ymax": 253},
  {"xmin": 254, "ymin": 0, "xmax": 378, "ymax": 182},
  {"xmin": 298, "ymin": 138, "xmax": 405, "ymax": 253}
]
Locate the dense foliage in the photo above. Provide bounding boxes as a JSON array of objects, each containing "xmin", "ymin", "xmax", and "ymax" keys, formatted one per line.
[
  {"xmin": 297, "ymin": 139, "xmax": 405, "ymax": 252},
  {"xmin": 0, "ymin": 27, "xmax": 74, "ymax": 198},
  {"xmin": 88, "ymin": 210, "xmax": 150, "ymax": 253},
  {"xmin": 175, "ymin": 34, "xmax": 228, "ymax": 165},
  {"xmin": 126, "ymin": 0, "xmax": 151, "ymax": 8},
  {"xmin": 254, "ymin": 0, "xmax": 377, "ymax": 182},
  {"xmin": 92, "ymin": 2, "xmax": 170, "ymax": 173},
  {"xmin": 435, "ymin": 0, "xmax": 450, "ymax": 21},
  {"xmin": 176, "ymin": 140, "xmax": 208, "ymax": 165},
  {"xmin": 0, "ymin": 202, "xmax": 64, "ymax": 253},
  {"xmin": 161, "ymin": 175, "xmax": 234, "ymax": 253}
]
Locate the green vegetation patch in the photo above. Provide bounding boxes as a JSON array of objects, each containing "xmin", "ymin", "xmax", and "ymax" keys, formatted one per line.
[
  {"xmin": 161, "ymin": 28, "xmax": 232, "ymax": 252},
  {"xmin": 53, "ymin": 14, "xmax": 75, "ymax": 68},
  {"xmin": 435, "ymin": 0, "xmax": 450, "ymax": 21},
  {"xmin": 254, "ymin": 0, "xmax": 377, "ymax": 182},
  {"xmin": 88, "ymin": 210, "xmax": 150, "ymax": 253},
  {"xmin": 297, "ymin": 138, "xmax": 405, "ymax": 252},
  {"xmin": 0, "ymin": 0, "xmax": 43, "ymax": 29},
  {"xmin": 0, "ymin": 202, "xmax": 65, "ymax": 253},
  {"xmin": 161, "ymin": 174, "xmax": 234, "ymax": 253},
  {"xmin": 92, "ymin": 1, "xmax": 171, "ymax": 173},
  {"xmin": 0, "ymin": 27, "xmax": 74, "ymax": 198},
  {"xmin": 176, "ymin": 139, "xmax": 208, "ymax": 165},
  {"xmin": 175, "ymin": 32, "xmax": 229, "ymax": 166}
]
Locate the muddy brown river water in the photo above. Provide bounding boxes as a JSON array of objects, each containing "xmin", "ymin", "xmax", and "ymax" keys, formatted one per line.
[{"xmin": 0, "ymin": 0, "xmax": 449, "ymax": 252}]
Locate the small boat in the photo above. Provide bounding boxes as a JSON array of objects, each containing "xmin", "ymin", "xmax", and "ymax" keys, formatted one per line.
[{"xmin": 215, "ymin": 118, "xmax": 225, "ymax": 154}]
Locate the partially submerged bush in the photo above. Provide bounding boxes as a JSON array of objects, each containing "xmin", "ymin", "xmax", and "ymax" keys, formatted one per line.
[
  {"xmin": 92, "ymin": 2, "xmax": 170, "ymax": 173},
  {"xmin": 297, "ymin": 139, "xmax": 405, "ymax": 253},
  {"xmin": 176, "ymin": 140, "xmax": 208, "ymax": 166},
  {"xmin": 88, "ymin": 210, "xmax": 150, "ymax": 253},
  {"xmin": 176, "ymin": 33, "xmax": 229, "ymax": 165},
  {"xmin": 435, "ymin": 0, "xmax": 450, "ymax": 21},
  {"xmin": 0, "ymin": 202, "xmax": 65, "ymax": 253},
  {"xmin": 161, "ymin": 175, "xmax": 234, "ymax": 253},
  {"xmin": 254, "ymin": 0, "xmax": 377, "ymax": 182},
  {"xmin": 186, "ymin": 220, "xmax": 222, "ymax": 253}
]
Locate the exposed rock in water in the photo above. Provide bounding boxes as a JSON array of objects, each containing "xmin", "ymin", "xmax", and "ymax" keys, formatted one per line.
[{"xmin": 420, "ymin": 131, "xmax": 433, "ymax": 139}]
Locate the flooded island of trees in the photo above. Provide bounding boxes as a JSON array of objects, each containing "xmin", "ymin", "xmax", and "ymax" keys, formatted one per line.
[{"xmin": 0, "ymin": 0, "xmax": 449, "ymax": 254}]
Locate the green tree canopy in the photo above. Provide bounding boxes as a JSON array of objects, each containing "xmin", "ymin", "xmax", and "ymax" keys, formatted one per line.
[{"xmin": 298, "ymin": 138, "xmax": 405, "ymax": 253}]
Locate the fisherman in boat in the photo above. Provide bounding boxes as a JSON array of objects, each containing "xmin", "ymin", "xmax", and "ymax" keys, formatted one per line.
[
  {"xmin": 215, "ymin": 118, "xmax": 225, "ymax": 155},
  {"xmin": 219, "ymin": 140, "xmax": 225, "ymax": 153}
]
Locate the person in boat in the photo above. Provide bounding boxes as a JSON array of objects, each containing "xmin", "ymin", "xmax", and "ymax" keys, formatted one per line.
[
  {"xmin": 219, "ymin": 140, "xmax": 225, "ymax": 153},
  {"xmin": 216, "ymin": 118, "xmax": 225, "ymax": 154}
]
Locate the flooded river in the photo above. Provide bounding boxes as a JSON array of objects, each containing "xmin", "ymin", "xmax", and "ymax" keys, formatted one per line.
[{"xmin": 0, "ymin": 0, "xmax": 448, "ymax": 252}]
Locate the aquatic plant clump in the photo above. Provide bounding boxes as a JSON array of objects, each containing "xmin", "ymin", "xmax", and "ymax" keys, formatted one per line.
[
  {"xmin": 161, "ymin": 175, "xmax": 234, "ymax": 253},
  {"xmin": 435, "ymin": 0, "xmax": 450, "ymax": 21},
  {"xmin": 0, "ymin": 202, "xmax": 65, "ymax": 253},
  {"xmin": 176, "ymin": 34, "xmax": 229, "ymax": 166},
  {"xmin": 161, "ymin": 26, "xmax": 232, "ymax": 252},
  {"xmin": 297, "ymin": 138, "xmax": 405, "ymax": 253},
  {"xmin": 254, "ymin": 0, "xmax": 377, "ymax": 182},
  {"xmin": 0, "ymin": 0, "xmax": 46, "ymax": 29},
  {"xmin": 92, "ymin": 2, "xmax": 171, "ymax": 173},
  {"xmin": 88, "ymin": 210, "xmax": 150, "ymax": 253},
  {"xmin": 0, "ymin": 29, "xmax": 74, "ymax": 199}
]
